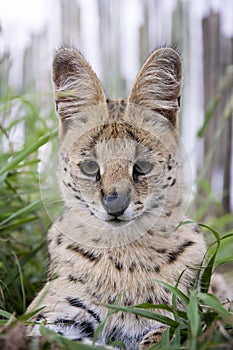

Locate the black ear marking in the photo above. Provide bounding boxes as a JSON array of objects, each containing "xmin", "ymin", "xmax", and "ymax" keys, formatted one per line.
[{"xmin": 177, "ymin": 96, "xmax": 181, "ymax": 108}]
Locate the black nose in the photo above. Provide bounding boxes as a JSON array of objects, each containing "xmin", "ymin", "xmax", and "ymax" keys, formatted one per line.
[{"xmin": 101, "ymin": 191, "xmax": 130, "ymax": 217}]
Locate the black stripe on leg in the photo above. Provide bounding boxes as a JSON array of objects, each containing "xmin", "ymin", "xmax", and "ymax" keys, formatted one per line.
[
  {"xmin": 78, "ymin": 320, "xmax": 94, "ymax": 337},
  {"xmin": 55, "ymin": 318, "xmax": 94, "ymax": 338},
  {"xmin": 66, "ymin": 296, "xmax": 101, "ymax": 323}
]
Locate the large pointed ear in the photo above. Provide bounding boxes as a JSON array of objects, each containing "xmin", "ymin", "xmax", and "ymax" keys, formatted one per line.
[
  {"xmin": 128, "ymin": 48, "xmax": 182, "ymax": 128},
  {"xmin": 52, "ymin": 48, "xmax": 106, "ymax": 136}
]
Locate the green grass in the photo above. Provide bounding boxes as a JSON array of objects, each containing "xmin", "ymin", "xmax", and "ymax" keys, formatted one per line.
[
  {"xmin": 0, "ymin": 84, "xmax": 232, "ymax": 349},
  {"xmin": 0, "ymin": 89, "xmax": 58, "ymax": 315}
]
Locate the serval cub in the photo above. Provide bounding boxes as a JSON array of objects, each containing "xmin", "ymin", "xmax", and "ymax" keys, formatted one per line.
[{"xmin": 28, "ymin": 48, "xmax": 207, "ymax": 349}]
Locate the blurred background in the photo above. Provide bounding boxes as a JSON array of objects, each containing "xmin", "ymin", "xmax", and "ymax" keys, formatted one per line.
[
  {"xmin": 1, "ymin": 0, "xmax": 232, "ymax": 210},
  {"xmin": 0, "ymin": 0, "xmax": 233, "ymax": 314}
]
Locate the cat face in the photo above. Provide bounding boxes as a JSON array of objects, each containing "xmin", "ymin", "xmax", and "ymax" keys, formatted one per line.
[{"xmin": 53, "ymin": 48, "xmax": 182, "ymax": 228}]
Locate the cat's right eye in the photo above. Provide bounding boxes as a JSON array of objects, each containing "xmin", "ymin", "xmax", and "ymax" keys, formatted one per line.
[{"xmin": 80, "ymin": 160, "xmax": 100, "ymax": 177}]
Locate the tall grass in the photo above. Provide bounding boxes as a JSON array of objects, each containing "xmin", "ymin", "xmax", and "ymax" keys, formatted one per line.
[
  {"xmin": 0, "ymin": 89, "xmax": 57, "ymax": 315},
  {"xmin": 0, "ymin": 82, "xmax": 232, "ymax": 349}
]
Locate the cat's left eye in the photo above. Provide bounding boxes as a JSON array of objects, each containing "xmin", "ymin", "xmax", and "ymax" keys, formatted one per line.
[{"xmin": 80, "ymin": 160, "xmax": 100, "ymax": 177}]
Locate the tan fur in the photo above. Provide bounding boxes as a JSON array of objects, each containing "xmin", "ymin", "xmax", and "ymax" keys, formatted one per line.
[{"xmin": 27, "ymin": 48, "xmax": 228, "ymax": 349}]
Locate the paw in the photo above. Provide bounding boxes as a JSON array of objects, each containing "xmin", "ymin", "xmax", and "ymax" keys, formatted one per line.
[{"xmin": 139, "ymin": 327, "xmax": 167, "ymax": 349}]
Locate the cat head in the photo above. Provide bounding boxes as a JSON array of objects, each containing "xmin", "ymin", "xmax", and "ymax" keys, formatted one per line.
[{"xmin": 52, "ymin": 48, "xmax": 183, "ymax": 234}]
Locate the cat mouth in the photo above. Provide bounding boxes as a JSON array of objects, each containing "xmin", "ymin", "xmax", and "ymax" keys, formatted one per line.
[
  {"xmin": 107, "ymin": 216, "xmax": 133, "ymax": 226},
  {"xmin": 111, "ymin": 218, "xmax": 123, "ymax": 223}
]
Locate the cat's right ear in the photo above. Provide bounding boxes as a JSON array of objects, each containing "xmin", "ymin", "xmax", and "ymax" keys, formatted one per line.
[
  {"xmin": 128, "ymin": 48, "xmax": 182, "ymax": 129},
  {"xmin": 52, "ymin": 48, "xmax": 106, "ymax": 137}
]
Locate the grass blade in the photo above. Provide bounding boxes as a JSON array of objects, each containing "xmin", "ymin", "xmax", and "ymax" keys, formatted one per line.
[
  {"xmin": 0, "ymin": 199, "xmax": 42, "ymax": 229},
  {"xmin": 198, "ymin": 293, "xmax": 233, "ymax": 321},
  {"xmin": 0, "ymin": 309, "xmax": 16, "ymax": 320},
  {"xmin": 105, "ymin": 304, "xmax": 179, "ymax": 328},
  {"xmin": 187, "ymin": 291, "xmax": 200, "ymax": 350},
  {"xmin": 40, "ymin": 325, "xmax": 108, "ymax": 349},
  {"xmin": 0, "ymin": 132, "xmax": 53, "ymax": 178}
]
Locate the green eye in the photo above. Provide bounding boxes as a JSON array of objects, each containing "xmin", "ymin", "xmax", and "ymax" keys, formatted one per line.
[
  {"xmin": 133, "ymin": 161, "xmax": 153, "ymax": 176},
  {"xmin": 80, "ymin": 160, "xmax": 100, "ymax": 177}
]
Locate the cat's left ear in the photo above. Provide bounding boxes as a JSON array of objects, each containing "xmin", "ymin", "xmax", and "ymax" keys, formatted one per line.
[
  {"xmin": 128, "ymin": 48, "xmax": 182, "ymax": 128},
  {"xmin": 52, "ymin": 48, "xmax": 107, "ymax": 139},
  {"xmin": 53, "ymin": 48, "xmax": 106, "ymax": 109}
]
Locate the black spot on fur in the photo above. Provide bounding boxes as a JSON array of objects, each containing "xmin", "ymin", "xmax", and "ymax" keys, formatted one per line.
[
  {"xmin": 146, "ymin": 297, "xmax": 154, "ymax": 304},
  {"xmin": 161, "ymin": 296, "xmax": 169, "ymax": 304},
  {"xmin": 147, "ymin": 230, "xmax": 154, "ymax": 236},
  {"xmin": 56, "ymin": 233, "xmax": 63, "ymax": 245},
  {"xmin": 125, "ymin": 297, "xmax": 133, "ymax": 306},
  {"xmin": 115, "ymin": 260, "xmax": 123, "ymax": 270},
  {"xmin": 142, "ymin": 340, "xmax": 151, "ymax": 345},
  {"xmin": 71, "ymin": 186, "xmax": 79, "ymax": 193},
  {"xmin": 109, "ymin": 256, "xmax": 123, "ymax": 270},
  {"xmin": 91, "ymin": 291, "xmax": 101, "ymax": 300},
  {"xmin": 68, "ymin": 274, "xmax": 77, "ymax": 283},
  {"xmin": 129, "ymin": 262, "xmax": 136, "ymax": 272},
  {"xmin": 36, "ymin": 313, "xmax": 46, "ymax": 322},
  {"xmin": 155, "ymin": 248, "xmax": 167, "ymax": 254},
  {"xmin": 66, "ymin": 244, "xmax": 102, "ymax": 263},
  {"xmin": 167, "ymin": 241, "xmax": 194, "ymax": 263},
  {"xmin": 77, "ymin": 275, "xmax": 88, "ymax": 284},
  {"xmin": 66, "ymin": 296, "xmax": 85, "ymax": 308},
  {"xmin": 153, "ymin": 264, "xmax": 161, "ymax": 273},
  {"xmin": 170, "ymin": 179, "xmax": 176, "ymax": 186}
]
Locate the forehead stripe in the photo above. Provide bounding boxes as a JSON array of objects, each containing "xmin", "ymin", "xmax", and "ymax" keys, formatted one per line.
[{"xmin": 86, "ymin": 123, "xmax": 142, "ymax": 149}]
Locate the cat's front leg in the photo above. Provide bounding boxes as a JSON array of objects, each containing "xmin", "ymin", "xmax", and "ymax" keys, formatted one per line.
[{"xmin": 139, "ymin": 326, "xmax": 167, "ymax": 349}]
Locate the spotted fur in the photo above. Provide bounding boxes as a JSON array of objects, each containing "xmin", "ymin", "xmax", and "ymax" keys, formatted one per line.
[{"xmin": 27, "ymin": 48, "xmax": 222, "ymax": 349}]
